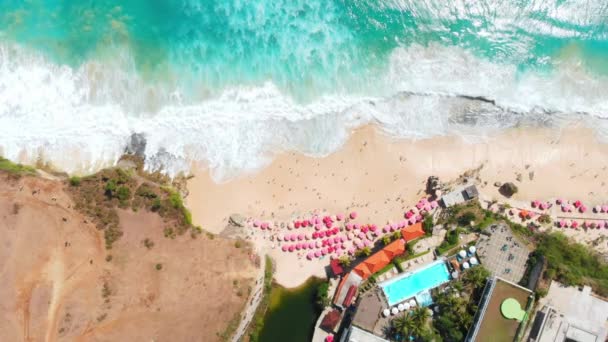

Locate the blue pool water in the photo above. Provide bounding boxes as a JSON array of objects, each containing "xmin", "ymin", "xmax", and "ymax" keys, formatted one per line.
[{"xmin": 381, "ymin": 261, "xmax": 450, "ymax": 306}]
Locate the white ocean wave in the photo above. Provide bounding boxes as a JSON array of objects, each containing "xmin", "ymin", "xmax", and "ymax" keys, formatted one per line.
[{"xmin": 0, "ymin": 42, "xmax": 607, "ymax": 181}]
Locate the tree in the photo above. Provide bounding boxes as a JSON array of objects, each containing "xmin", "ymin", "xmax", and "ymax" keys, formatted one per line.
[
  {"xmin": 410, "ymin": 307, "xmax": 430, "ymax": 337},
  {"xmin": 382, "ymin": 235, "xmax": 392, "ymax": 245},
  {"xmin": 392, "ymin": 315, "xmax": 416, "ymax": 340},
  {"xmin": 338, "ymin": 255, "xmax": 351, "ymax": 267},
  {"xmin": 423, "ymin": 214, "xmax": 434, "ymax": 236},
  {"xmin": 392, "ymin": 231, "xmax": 402, "ymax": 241},
  {"xmin": 463, "ymin": 266, "xmax": 490, "ymax": 290},
  {"xmin": 355, "ymin": 247, "xmax": 372, "ymax": 257},
  {"xmin": 316, "ymin": 282, "xmax": 330, "ymax": 308}
]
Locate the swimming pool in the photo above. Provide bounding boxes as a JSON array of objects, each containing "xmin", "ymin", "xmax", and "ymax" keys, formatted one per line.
[{"xmin": 380, "ymin": 260, "xmax": 451, "ymax": 306}]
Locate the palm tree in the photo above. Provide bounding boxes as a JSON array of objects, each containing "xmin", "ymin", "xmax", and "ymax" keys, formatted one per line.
[
  {"xmin": 463, "ymin": 266, "xmax": 490, "ymax": 289},
  {"xmin": 392, "ymin": 314, "xmax": 415, "ymax": 340},
  {"xmin": 410, "ymin": 307, "xmax": 431, "ymax": 338}
]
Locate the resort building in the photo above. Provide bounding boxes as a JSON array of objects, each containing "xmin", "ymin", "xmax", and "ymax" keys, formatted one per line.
[
  {"xmin": 528, "ymin": 282, "xmax": 608, "ymax": 342},
  {"xmin": 441, "ymin": 185, "xmax": 479, "ymax": 207},
  {"xmin": 340, "ymin": 326, "xmax": 389, "ymax": 342},
  {"xmin": 466, "ymin": 276, "xmax": 534, "ymax": 342}
]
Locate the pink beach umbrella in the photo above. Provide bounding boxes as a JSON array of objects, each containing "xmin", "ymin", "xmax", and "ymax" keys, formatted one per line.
[
  {"xmin": 350, "ymin": 211, "xmax": 358, "ymax": 220},
  {"xmin": 571, "ymin": 221, "xmax": 579, "ymax": 229},
  {"xmin": 370, "ymin": 224, "xmax": 377, "ymax": 232},
  {"xmin": 416, "ymin": 214, "xmax": 423, "ymax": 222},
  {"xmin": 306, "ymin": 252, "xmax": 313, "ymax": 260},
  {"xmin": 580, "ymin": 205, "xmax": 587, "ymax": 213},
  {"xmin": 430, "ymin": 201, "xmax": 438, "ymax": 209},
  {"xmin": 294, "ymin": 221, "xmax": 301, "ymax": 229},
  {"xmin": 558, "ymin": 220, "xmax": 566, "ymax": 228},
  {"xmin": 306, "ymin": 233, "xmax": 312, "ymax": 240},
  {"xmin": 253, "ymin": 220, "xmax": 261, "ymax": 227},
  {"xmin": 604, "ymin": 221, "xmax": 608, "ymax": 228},
  {"xmin": 298, "ymin": 234, "xmax": 304, "ymax": 241},
  {"xmin": 314, "ymin": 251, "xmax": 321, "ymax": 258},
  {"xmin": 316, "ymin": 240, "xmax": 322, "ymax": 248},
  {"xmin": 347, "ymin": 233, "xmax": 354, "ymax": 240},
  {"xmin": 390, "ymin": 223, "xmax": 398, "ymax": 231},
  {"xmin": 348, "ymin": 248, "xmax": 355, "ymax": 255},
  {"xmin": 346, "ymin": 223, "xmax": 353, "ymax": 231},
  {"xmin": 277, "ymin": 235, "xmax": 283, "ymax": 241},
  {"xmin": 594, "ymin": 205, "xmax": 601, "ymax": 213},
  {"xmin": 602, "ymin": 205, "xmax": 608, "ymax": 213},
  {"xmin": 405, "ymin": 211, "xmax": 413, "ymax": 219},
  {"xmin": 353, "ymin": 223, "xmax": 360, "ymax": 230},
  {"xmin": 288, "ymin": 245, "xmax": 295, "ymax": 252},
  {"xmin": 336, "ymin": 213, "xmax": 344, "ymax": 221},
  {"xmin": 531, "ymin": 200, "xmax": 539, "ymax": 208},
  {"xmin": 282, "ymin": 245, "xmax": 288, "ymax": 252},
  {"xmin": 574, "ymin": 200, "xmax": 582, "ymax": 208},
  {"xmin": 383, "ymin": 225, "xmax": 389, "ymax": 233},
  {"xmin": 288, "ymin": 222, "xmax": 294, "ymax": 230},
  {"xmin": 358, "ymin": 232, "xmax": 365, "ymax": 239},
  {"xmin": 556, "ymin": 198, "xmax": 563, "ymax": 205}
]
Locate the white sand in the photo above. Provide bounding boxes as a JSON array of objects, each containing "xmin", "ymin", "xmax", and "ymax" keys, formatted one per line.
[{"xmin": 186, "ymin": 125, "xmax": 608, "ymax": 287}]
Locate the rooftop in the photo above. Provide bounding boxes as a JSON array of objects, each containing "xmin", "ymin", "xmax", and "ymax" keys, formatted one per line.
[
  {"xmin": 532, "ymin": 281, "xmax": 608, "ymax": 342},
  {"xmin": 351, "ymin": 290, "xmax": 386, "ymax": 336},
  {"xmin": 353, "ymin": 239, "xmax": 406, "ymax": 280},
  {"xmin": 345, "ymin": 326, "xmax": 390, "ymax": 342},
  {"xmin": 467, "ymin": 277, "xmax": 533, "ymax": 342}
]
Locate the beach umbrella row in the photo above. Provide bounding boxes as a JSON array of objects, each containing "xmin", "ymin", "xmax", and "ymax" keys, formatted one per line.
[{"xmin": 556, "ymin": 220, "xmax": 608, "ymax": 229}]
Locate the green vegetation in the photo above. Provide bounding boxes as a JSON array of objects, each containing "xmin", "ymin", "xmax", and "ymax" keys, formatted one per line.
[
  {"xmin": 437, "ymin": 229, "xmax": 460, "ymax": 255},
  {"xmin": 155, "ymin": 263, "xmax": 163, "ymax": 270},
  {"xmin": 315, "ymin": 282, "xmax": 330, "ymax": 308},
  {"xmin": 338, "ymin": 255, "xmax": 351, "ymax": 267},
  {"xmin": 69, "ymin": 176, "xmax": 81, "ymax": 186},
  {"xmin": 67, "ymin": 167, "xmax": 197, "ymax": 249},
  {"xmin": 432, "ymin": 266, "xmax": 490, "ymax": 342},
  {"xmin": 355, "ymin": 246, "xmax": 372, "ymax": 257},
  {"xmin": 0, "ymin": 157, "xmax": 36, "ymax": 175},
  {"xmin": 422, "ymin": 214, "xmax": 434, "ymax": 236},
  {"xmin": 536, "ymin": 232, "xmax": 608, "ymax": 296},
  {"xmin": 247, "ymin": 256, "xmax": 274, "ymax": 342},
  {"xmin": 382, "ymin": 235, "xmax": 392, "ymax": 245},
  {"xmin": 390, "ymin": 307, "xmax": 439, "ymax": 341}
]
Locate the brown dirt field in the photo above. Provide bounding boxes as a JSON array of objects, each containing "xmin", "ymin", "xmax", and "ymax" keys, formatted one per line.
[
  {"xmin": 475, "ymin": 279, "xmax": 532, "ymax": 342},
  {"xmin": 0, "ymin": 173, "xmax": 257, "ymax": 341}
]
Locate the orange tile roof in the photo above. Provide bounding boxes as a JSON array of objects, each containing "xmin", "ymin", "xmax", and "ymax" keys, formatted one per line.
[
  {"xmin": 401, "ymin": 222, "xmax": 425, "ymax": 242},
  {"xmin": 353, "ymin": 239, "xmax": 405, "ymax": 279}
]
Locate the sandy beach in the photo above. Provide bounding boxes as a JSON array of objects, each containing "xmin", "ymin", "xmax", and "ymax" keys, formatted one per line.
[{"xmin": 186, "ymin": 124, "xmax": 608, "ymax": 287}]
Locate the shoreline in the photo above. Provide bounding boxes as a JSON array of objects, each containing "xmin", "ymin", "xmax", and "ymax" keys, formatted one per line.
[{"xmin": 186, "ymin": 124, "xmax": 608, "ymax": 288}]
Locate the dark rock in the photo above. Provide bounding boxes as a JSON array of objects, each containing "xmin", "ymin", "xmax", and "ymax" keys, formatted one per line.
[
  {"xmin": 499, "ymin": 182, "xmax": 519, "ymax": 198},
  {"xmin": 229, "ymin": 214, "xmax": 246, "ymax": 227},
  {"xmin": 124, "ymin": 133, "xmax": 147, "ymax": 158}
]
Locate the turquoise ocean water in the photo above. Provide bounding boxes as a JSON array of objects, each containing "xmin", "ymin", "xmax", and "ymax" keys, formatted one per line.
[{"xmin": 0, "ymin": 0, "xmax": 607, "ymax": 178}]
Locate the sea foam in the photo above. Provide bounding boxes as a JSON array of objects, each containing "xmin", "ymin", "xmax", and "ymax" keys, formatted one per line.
[{"xmin": 0, "ymin": 42, "xmax": 607, "ymax": 181}]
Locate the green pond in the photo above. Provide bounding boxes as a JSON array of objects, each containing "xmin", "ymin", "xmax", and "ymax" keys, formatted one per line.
[{"xmin": 259, "ymin": 277, "xmax": 324, "ymax": 342}]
